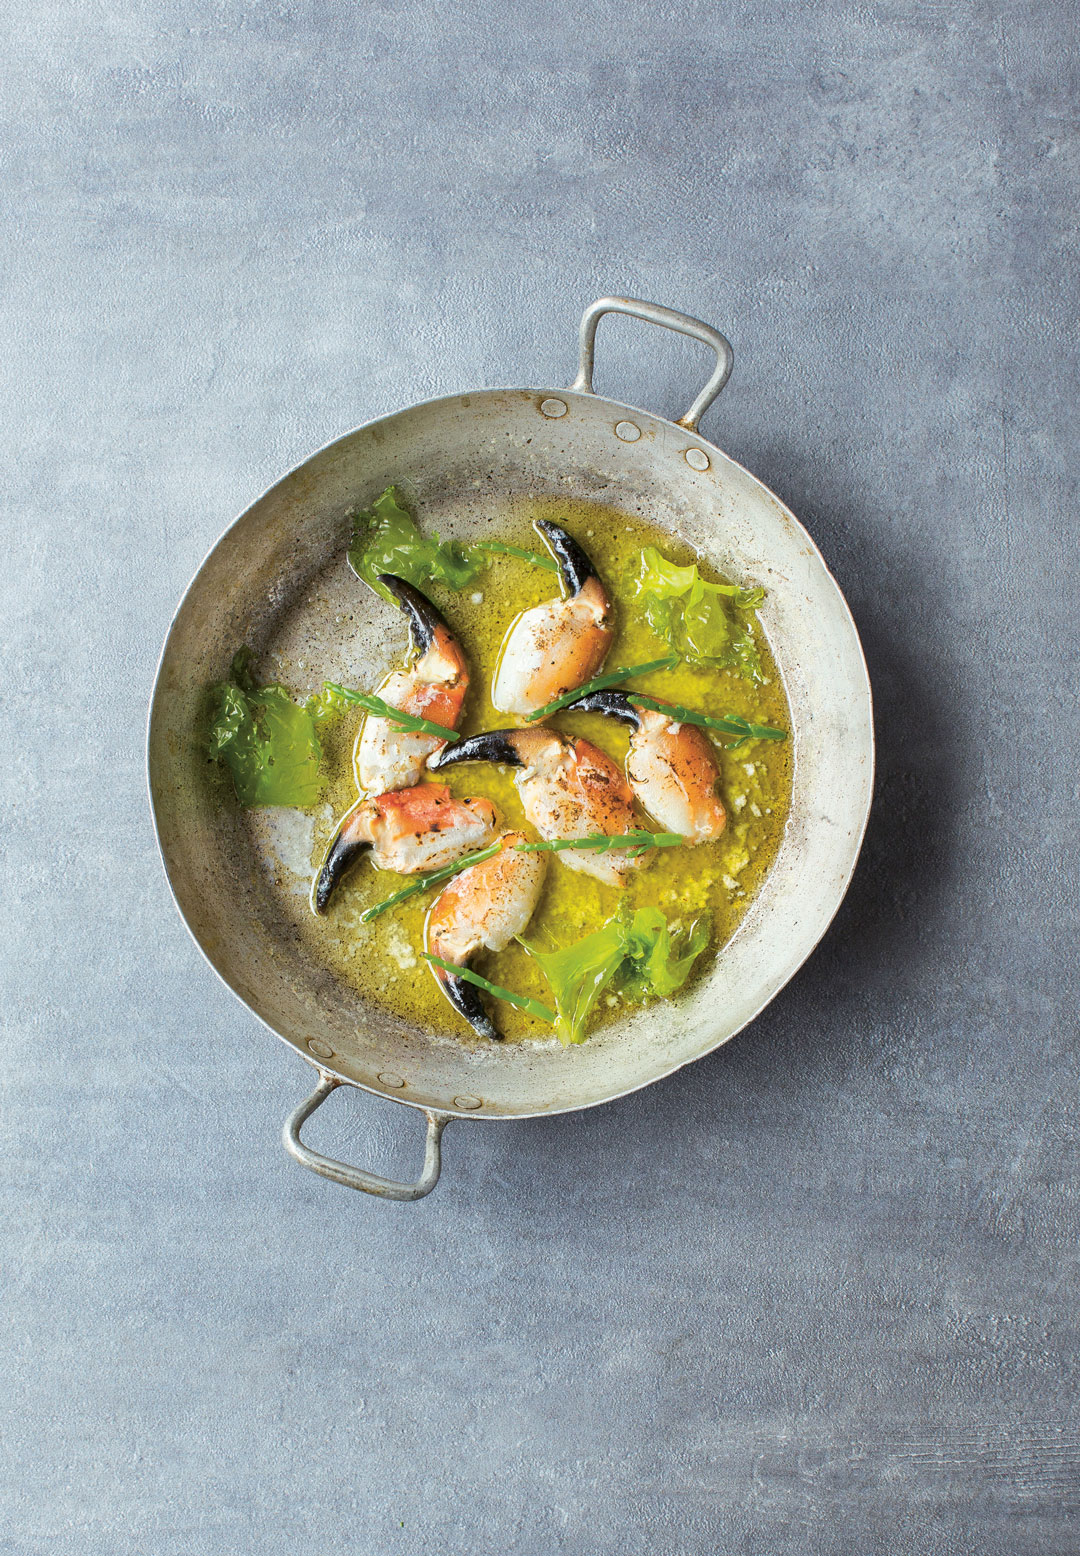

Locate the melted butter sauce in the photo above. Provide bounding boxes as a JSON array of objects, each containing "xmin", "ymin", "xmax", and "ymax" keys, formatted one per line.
[{"xmin": 286, "ymin": 498, "xmax": 792, "ymax": 1044}]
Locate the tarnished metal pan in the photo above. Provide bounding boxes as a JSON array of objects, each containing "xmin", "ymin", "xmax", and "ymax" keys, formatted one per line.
[{"xmin": 147, "ymin": 298, "xmax": 874, "ymax": 1201}]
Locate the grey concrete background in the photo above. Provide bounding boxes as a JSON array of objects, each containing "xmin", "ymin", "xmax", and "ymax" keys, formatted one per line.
[{"xmin": 2, "ymin": 1, "xmax": 1077, "ymax": 1552}]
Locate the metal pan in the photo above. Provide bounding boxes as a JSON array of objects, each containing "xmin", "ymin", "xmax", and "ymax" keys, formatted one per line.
[{"xmin": 147, "ymin": 297, "xmax": 874, "ymax": 1200}]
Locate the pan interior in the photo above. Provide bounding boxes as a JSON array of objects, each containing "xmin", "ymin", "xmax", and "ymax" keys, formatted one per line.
[{"xmin": 148, "ymin": 389, "xmax": 873, "ymax": 1118}]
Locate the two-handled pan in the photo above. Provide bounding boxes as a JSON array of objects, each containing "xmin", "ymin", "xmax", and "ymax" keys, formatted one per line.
[{"xmin": 147, "ymin": 297, "xmax": 874, "ymax": 1200}]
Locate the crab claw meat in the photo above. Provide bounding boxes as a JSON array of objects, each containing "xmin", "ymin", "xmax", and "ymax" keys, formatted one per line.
[
  {"xmin": 353, "ymin": 576, "xmax": 470, "ymax": 795},
  {"xmin": 312, "ymin": 783, "xmax": 498, "ymax": 913},
  {"xmin": 432, "ymin": 726, "xmax": 639, "ymax": 887},
  {"xmin": 491, "ymin": 522, "xmax": 613, "ymax": 716},
  {"xmin": 425, "ymin": 831, "xmax": 547, "ymax": 1039},
  {"xmin": 568, "ymin": 689, "xmax": 726, "ymax": 844}
]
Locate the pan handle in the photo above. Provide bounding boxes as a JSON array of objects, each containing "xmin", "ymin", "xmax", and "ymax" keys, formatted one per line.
[
  {"xmin": 570, "ymin": 296, "xmax": 734, "ymax": 432},
  {"xmin": 283, "ymin": 1073, "xmax": 449, "ymax": 1201}
]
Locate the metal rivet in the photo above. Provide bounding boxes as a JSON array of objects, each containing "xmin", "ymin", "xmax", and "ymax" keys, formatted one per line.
[
  {"xmin": 614, "ymin": 420, "xmax": 641, "ymax": 442},
  {"xmin": 378, "ymin": 1071, "xmax": 406, "ymax": 1089},
  {"xmin": 540, "ymin": 398, "xmax": 568, "ymax": 418},
  {"xmin": 307, "ymin": 1037, "xmax": 334, "ymax": 1060},
  {"xmin": 453, "ymin": 1095, "xmax": 483, "ymax": 1111},
  {"xmin": 684, "ymin": 448, "xmax": 710, "ymax": 471}
]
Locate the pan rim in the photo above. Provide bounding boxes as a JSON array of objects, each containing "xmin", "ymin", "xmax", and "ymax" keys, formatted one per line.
[{"xmin": 147, "ymin": 383, "xmax": 874, "ymax": 1120}]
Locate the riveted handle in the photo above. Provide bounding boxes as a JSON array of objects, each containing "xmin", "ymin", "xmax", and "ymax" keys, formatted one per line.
[
  {"xmin": 570, "ymin": 296, "xmax": 734, "ymax": 431},
  {"xmin": 283, "ymin": 1073, "xmax": 449, "ymax": 1201}
]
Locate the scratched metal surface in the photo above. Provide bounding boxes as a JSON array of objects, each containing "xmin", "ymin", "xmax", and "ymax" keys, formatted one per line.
[{"xmin": 1, "ymin": 2, "xmax": 1077, "ymax": 1553}]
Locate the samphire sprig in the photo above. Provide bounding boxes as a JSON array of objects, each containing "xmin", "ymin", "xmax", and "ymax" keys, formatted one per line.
[
  {"xmin": 526, "ymin": 657, "xmax": 679, "ymax": 722},
  {"xmin": 359, "ymin": 841, "xmax": 502, "ymax": 924},
  {"xmin": 627, "ymin": 693, "xmax": 786, "ymax": 748},
  {"xmin": 322, "ymin": 683, "xmax": 459, "ymax": 742},
  {"xmin": 515, "ymin": 830, "xmax": 684, "ymax": 859}
]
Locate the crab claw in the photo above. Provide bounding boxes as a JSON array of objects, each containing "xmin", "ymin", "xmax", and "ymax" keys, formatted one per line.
[
  {"xmin": 353, "ymin": 576, "xmax": 470, "ymax": 796},
  {"xmin": 491, "ymin": 522, "xmax": 613, "ymax": 716},
  {"xmin": 425, "ymin": 832, "xmax": 547, "ymax": 1040},
  {"xmin": 567, "ymin": 690, "xmax": 726, "ymax": 844},
  {"xmin": 312, "ymin": 783, "xmax": 498, "ymax": 914},
  {"xmin": 431, "ymin": 726, "xmax": 639, "ymax": 887}
]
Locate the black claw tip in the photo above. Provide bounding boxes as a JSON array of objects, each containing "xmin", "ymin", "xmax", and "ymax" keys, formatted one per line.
[
  {"xmin": 376, "ymin": 574, "xmax": 452, "ymax": 654},
  {"xmin": 534, "ymin": 521, "xmax": 601, "ymax": 596},
  {"xmin": 565, "ymin": 689, "xmax": 642, "ymax": 727},
  {"xmin": 429, "ymin": 729, "xmax": 524, "ymax": 769},
  {"xmin": 312, "ymin": 828, "xmax": 369, "ymax": 914},
  {"xmin": 443, "ymin": 970, "xmax": 503, "ymax": 1041}
]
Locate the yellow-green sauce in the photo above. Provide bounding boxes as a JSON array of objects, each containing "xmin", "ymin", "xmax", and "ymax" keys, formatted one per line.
[{"xmin": 298, "ymin": 498, "xmax": 791, "ymax": 1042}]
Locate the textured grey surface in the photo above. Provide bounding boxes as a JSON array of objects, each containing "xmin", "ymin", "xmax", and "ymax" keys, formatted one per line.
[{"xmin": 2, "ymin": 2, "xmax": 1078, "ymax": 1552}]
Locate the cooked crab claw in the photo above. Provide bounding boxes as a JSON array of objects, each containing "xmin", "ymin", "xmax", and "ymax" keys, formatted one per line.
[
  {"xmin": 431, "ymin": 726, "xmax": 639, "ymax": 886},
  {"xmin": 490, "ymin": 521, "xmax": 613, "ymax": 716},
  {"xmin": 568, "ymin": 690, "xmax": 727, "ymax": 844},
  {"xmin": 312, "ymin": 783, "xmax": 498, "ymax": 914},
  {"xmin": 353, "ymin": 576, "xmax": 470, "ymax": 795},
  {"xmin": 425, "ymin": 831, "xmax": 547, "ymax": 1040}
]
